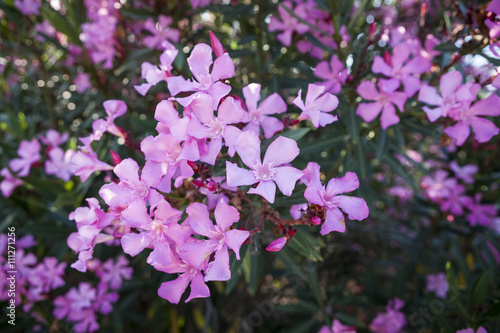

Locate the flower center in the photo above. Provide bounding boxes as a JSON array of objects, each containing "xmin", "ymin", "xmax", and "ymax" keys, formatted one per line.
[
  {"xmin": 151, "ymin": 220, "xmax": 165, "ymax": 235},
  {"xmin": 207, "ymin": 118, "xmax": 225, "ymax": 138},
  {"xmin": 252, "ymin": 162, "xmax": 276, "ymax": 181}
]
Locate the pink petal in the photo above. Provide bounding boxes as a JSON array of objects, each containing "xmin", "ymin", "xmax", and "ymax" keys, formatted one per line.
[
  {"xmin": 336, "ymin": 196, "xmax": 369, "ymax": 220},
  {"xmin": 158, "ymin": 275, "xmax": 190, "ymax": 304},
  {"xmin": 214, "ymin": 199, "xmax": 240, "ymax": 231},
  {"xmin": 211, "ymin": 52, "xmax": 235, "ymax": 82},
  {"xmin": 154, "ymin": 100, "xmax": 179, "ymax": 125},
  {"xmin": 321, "ymin": 208, "xmax": 346, "ymax": 235},
  {"xmin": 423, "ymin": 106, "xmax": 444, "ymax": 122},
  {"xmin": 222, "ymin": 126, "xmax": 242, "ymax": 157},
  {"xmin": 208, "ymin": 81, "xmax": 232, "ymax": 109},
  {"xmin": 167, "ymin": 76, "xmax": 196, "ymax": 96},
  {"xmin": 418, "ymin": 85, "xmax": 442, "ymax": 106},
  {"xmin": 188, "ymin": 43, "xmax": 213, "ymax": 83},
  {"xmin": 199, "ymin": 137, "xmax": 222, "ymax": 165},
  {"xmin": 259, "ymin": 92, "xmax": 287, "ymax": 115},
  {"xmin": 121, "ymin": 232, "xmax": 151, "ymax": 257},
  {"xmin": 305, "ymin": 84, "xmax": 326, "ymax": 106},
  {"xmin": 357, "ymin": 80, "xmax": 379, "ymax": 101},
  {"xmin": 225, "ymin": 229, "xmax": 250, "ymax": 259},
  {"xmin": 440, "ymin": 71, "xmax": 463, "ymax": 97},
  {"xmin": 372, "ymin": 56, "xmax": 393, "ymax": 76},
  {"xmin": 185, "ymin": 271, "xmax": 211, "ymax": 302},
  {"xmin": 260, "ymin": 116, "xmax": 285, "ymax": 139},
  {"xmin": 380, "ymin": 103, "xmax": 400, "ymax": 129},
  {"xmin": 218, "ymin": 97, "xmax": 246, "ymax": 124},
  {"xmin": 186, "ymin": 203, "xmax": 215, "ymax": 237},
  {"xmin": 243, "ymin": 83, "xmax": 261, "ymax": 111},
  {"xmin": 314, "ymin": 92, "xmax": 339, "ymax": 112},
  {"xmin": 263, "ymin": 136, "xmax": 300, "ymax": 165},
  {"xmin": 470, "ymin": 117, "xmax": 499, "ymax": 143},
  {"xmin": 225, "ymin": 161, "xmax": 258, "ymax": 187},
  {"xmin": 204, "ymin": 245, "xmax": 231, "ymax": 281},
  {"xmin": 248, "ymin": 180, "xmax": 277, "ymax": 203},
  {"xmin": 273, "ymin": 166, "xmax": 304, "ymax": 196},
  {"xmin": 190, "ymin": 93, "xmax": 215, "ymax": 124},
  {"xmin": 121, "ymin": 200, "xmax": 152, "ymax": 228},
  {"xmin": 179, "ymin": 240, "xmax": 215, "ymax": 268},
  {"xmin": 304, "ymin": 185, "xmax": 323, "ymax": 205},
  {"xmin": 326, "ymin": 172, "xmax": 360, "ymax": 196},
  {"xmin": 356, "ymin": 102, "xmax": 383, "ymax": 123},
  {"xmin": 470, "ymin": 94, "xmax": 500, "ymax": 117},
  {"xmin": 444, "ymin": 122, "xmax": 470, "ymax": 146},
  {"xmin": 147, "ymin": 241, "xmax": 172, "ymax": 267},
  {"xmin": 234, "ymin": 130, "xmax": 261, "ymax": 167}
]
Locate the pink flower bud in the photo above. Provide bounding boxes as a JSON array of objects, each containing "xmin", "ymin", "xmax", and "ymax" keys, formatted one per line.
[
  {"xmin": 266, "ymin": 237, "xmax": 287, "ymax": 252},
  {"xmin": 207, "ymin": 180, "xmax": 218, "ymax": 192},
  {"xmin": 209, "ymin": 31, "xmax": 225, "ymax": 58},
  {"xmin": 110, "ymin": 150, "xmax": 122, "ymax": 166},
  {"xmin": 311, "ymin": 216, "xmax": 321, "ymax": 225}
]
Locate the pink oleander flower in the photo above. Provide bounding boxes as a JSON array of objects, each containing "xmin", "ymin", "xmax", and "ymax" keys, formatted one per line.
[
  {"xmin": 97, "ymin": 257, "xmax": 133, "ymax": 290},
  {"xmin": 45, "ymin": 148, "xmax": 76, "ymax": 181},
  {"xmin": 120, "ymin": 198, "xmax": 190, "ymax": 267},
  {"xmin": 180, "ymin": 199, "xmax": 249, "ymax": 281},
  {"xmin": 467, "ymin": 194, "xmax": 498, "ymax": 227},
  {"xmin": 303, "ymin": 163, "xmax": 369, "ymax": 235},
  {"xmin": 226, "ymin": 131, "xmax": 304, "ymax": 204},
  {"xmin": 14, "ymin": 0, "xmax": 40, "ymax": 15},
  {"xmin": 89, "ymin": 99, "xmax": 128, "ymax": 142},
  {"xmin": 318, "ymin": 318, "xmax": 356, "ymax": 333},
  {"xmin": 99, "ymin": 158, "xmax": 163, "ymax": 210},
  {"xmin": 450, "ymin": 161, "xmax": 478, "ymax": 184},
  {"xmin": 157, "ymin": 259, "xmax": 210, "ymax": 304},
  {"xmin": 418, "ymin": 71, "xmax": 478, "ymax": 122},
  {"xmin": 314, "ymin": 55, "xmax": 348, "ymax": 94},
  {"xmin": 80, "ymin": 15, "xmax": 117, "ymax": 69},
  {"xmin": 369, "ymin": 298, "xmax": 406, "ymax": 333},
  {"xmin": 439, "ymin": 184, "xmax": 472, "ymax": 216},
  {"xmin": 74, "ymin": 72, "xmax": 92, "ymax": 94},
  {"xmin": 29, "ymin": 257, "xmax": 66, "ymax": 293},
  {"xmin": 372, "ymin": 43, "xmax": 431, "ymax": 97},
  {"xmin": 426, "ymin": 272, "xmax": 448, "ymax": 298},
  {"xmin": 34, "ymin": 20, "xmax": 56, "ymax": 43},
  {"xmin": 9, "ymin": 138, "xmax": 41, "ymax": 177},
  {"xmin": 40, "ymin": 129, "xmax": 69, "ymax": 148},
  {"xmin": 134, "ymin": 43, "xmax": 178, "ymax": 96},
  {"xmin": 420, "ymin": 170, "xmax": 457, "ymax": 202},
  {"xmin": 167, "ymin": 43, "xmax": 234, "ymax": 109},
  {"xmin": 0, "ymin": 167, "xmax": 23, "ymax": 197},
  {"xmin": 241, "ymin": 83, "xmax": 287, "ymax": 139},
  {"xmin": 268, "ymin": 1, "xmax": 309, "ymax": 46},
  {"xmin": 69, "ymin": 145, "xmax": 114, "ymax": 182},
  {"xmin": 293, "ymin": 83, "xmax": 339, "ymax": 128},
  {"xmin": 69, "ymin": 197, "xmax": 114, "ymax": 247},
  {"xmin": 180, "ymin": 93, "xmax": 246, "ymax": 164},
  {"xmin": 143, "ymin": 15, "xmax": 180, "ymax": 50},
  {"xmin": 356, "ymin": 78, "xmax": 407, "ymax": 129},
  {"xmin": 444, "ymin": 93, "xmax": 500, "ymax": 146}
]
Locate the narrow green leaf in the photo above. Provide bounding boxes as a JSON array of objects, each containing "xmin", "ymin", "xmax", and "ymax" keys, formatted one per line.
[{"xmin": 470, "ymin": 270, "xmax": 493, "ymax": 308}]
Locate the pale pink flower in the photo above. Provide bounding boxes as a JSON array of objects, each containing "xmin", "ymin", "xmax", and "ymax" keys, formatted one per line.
[
  {"xmin": 356, "ymin": 79, "xmax": 407, "ymax": 129},
  {"xmin": 293, "ymin": 83, "xmax": 339, "ymax": 128},
  {"xmin": 226, "ymin": 131, "xmax": 304, "ymax": 204},
  {"xmin": 143, "ymin": 15, "xmax": 180, "ymax": 50}
]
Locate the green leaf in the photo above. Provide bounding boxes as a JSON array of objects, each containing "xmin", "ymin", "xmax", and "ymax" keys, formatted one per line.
[
  {"xmin": 41, "ymin": 5, "xmax": 81, "ymax": 45},
  {"xmin": 469, "ymin": 270, "xmax": 493, "ymax": 309},
  {"xmin": 376, "ymin": 129, "xmax": 388, "ymax": 161},
  {"xmin": 287, "ymin": 227, "xmax": 323, "ymax": 262},
  {"xmin": 479, "ymin": 302, "xmax": 500, "ymax": 321},
  {"xmin": 434, "ymin": 42, "xmax": 460, "ymax": 52}
]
